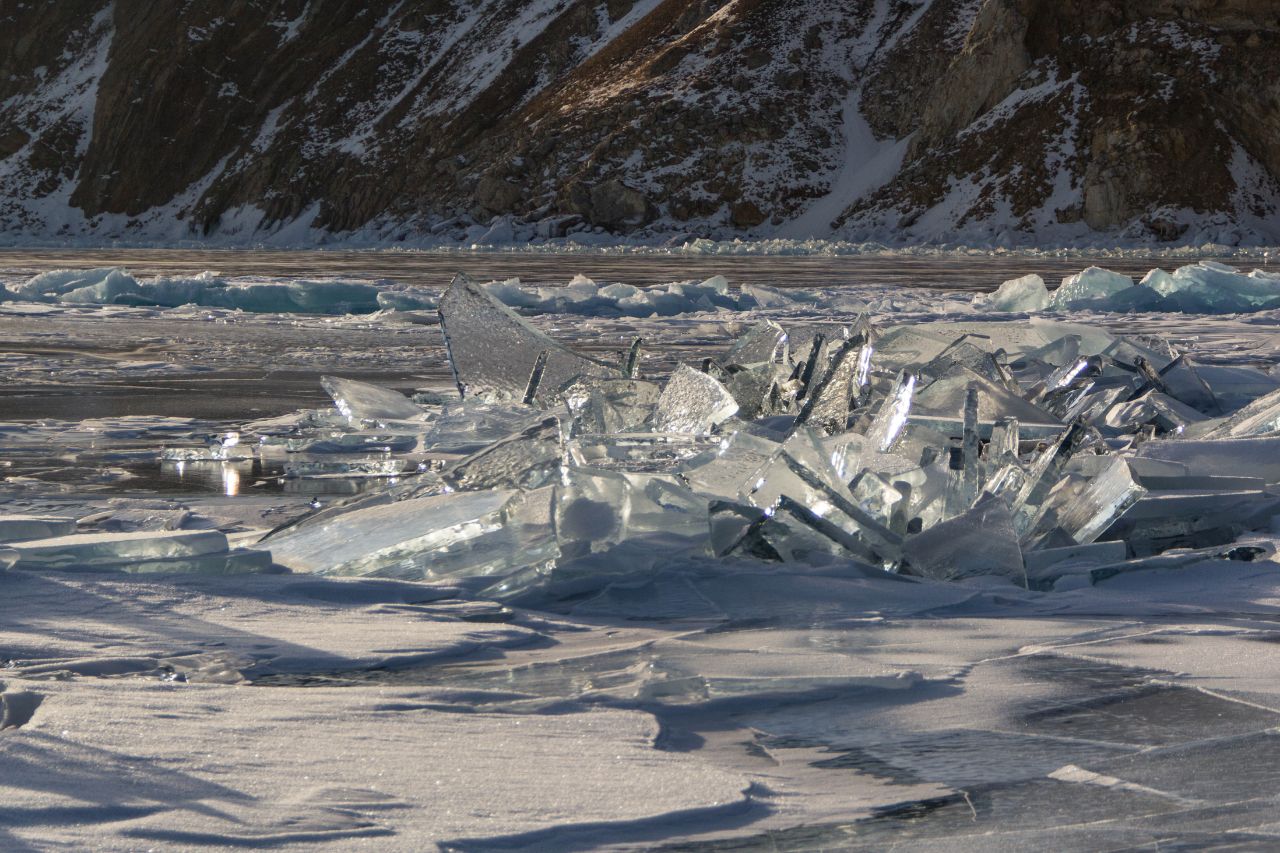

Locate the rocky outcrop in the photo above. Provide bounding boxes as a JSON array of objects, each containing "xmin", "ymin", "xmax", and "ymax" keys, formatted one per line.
[{"xmin": 0, "ymin": 0, "xmax": 1277, "ymax": 245}]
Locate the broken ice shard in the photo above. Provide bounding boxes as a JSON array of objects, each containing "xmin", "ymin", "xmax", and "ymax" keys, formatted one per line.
[
  {"xmin": 1021, "ymin": 457, "xmax": 1147, "ymax": 549},
  {"xmin": 438, "ymin": 273, "xmax": 621, "ymax": 404},
  {"xmin": 321, "ymin": 375, "xmax": 425, "ymax": 424},
  {"xmin": 652, "ymin": 364, "xmax": 739, "ymax": 434},
  {"xmin": 267, "ymin": 488, "xmax": 558, "ymax": 580},
  {"xmin": 866, "ymin": 371, "xmax": 916, "ymax": 453},
  {"xmin": 903, "ymin": 493, "xmax": 1025, "ymax": 585},
  {"xmin": 442, "ymin": 416, "xmax": 564, "ymax": 491}
]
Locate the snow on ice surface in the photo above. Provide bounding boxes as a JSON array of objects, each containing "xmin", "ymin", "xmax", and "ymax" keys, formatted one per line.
[{"xmin": 4, "ymin": 257, "xmax": 1280, "ymax": 849}]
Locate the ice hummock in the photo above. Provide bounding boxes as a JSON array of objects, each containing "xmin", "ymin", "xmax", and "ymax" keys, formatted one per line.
[{"xmin": 233, "ymin": 280, "xmax": 1280, "ymax": 601}]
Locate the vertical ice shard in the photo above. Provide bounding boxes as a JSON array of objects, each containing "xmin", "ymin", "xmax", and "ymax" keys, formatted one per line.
[
  {"xmin": 944, "ymin": 384, "xmax": 983, "ymax": 517},
  {"xmin": 902, "ymin": 493, "xmax": 1026, "ymax": 585},
  {"xmin": 321, "ymin": 376, "xmax": 425, "ymax": 424},
  {"xmin": 438, "ymin": 273, "xmax": 621, "ymax": 404},
  {"xmin": 866, "ymin": 371, "xmax": 916, "ymax": 453},
  {"xmin": 653, "ymin": 365, "xmax": 740, "ymax": 434},
  {"xmin": 794, "ymin": 337, "xmax": 866, "ymax": 436}
]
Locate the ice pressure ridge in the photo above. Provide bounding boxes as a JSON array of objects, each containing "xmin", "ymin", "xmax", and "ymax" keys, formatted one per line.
[
  {"xmin": 257, "ymin": 273, "xmax": 1278, "ymax": 597},
  {"xmin": 5, "ymin": 271, "xmax": 1278, "ymax": 593},
  {"xmin": 6, "ymin": 259, "xmax": 1279, "ymax": 317},
  {"xmin": 4, "ymin": 268, "xmax": 810, "ymax": 317}
]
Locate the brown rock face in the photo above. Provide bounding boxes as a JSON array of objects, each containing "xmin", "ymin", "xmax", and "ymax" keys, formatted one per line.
[{"xmin": 0, "ymin": 0, "xmax": 1277, "ymax": 244}]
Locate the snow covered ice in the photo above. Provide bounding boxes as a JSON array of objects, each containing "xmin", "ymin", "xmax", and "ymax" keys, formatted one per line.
[{"xmin": 4, "ymin": 255, "xmax": 1280, "ymax": 850}]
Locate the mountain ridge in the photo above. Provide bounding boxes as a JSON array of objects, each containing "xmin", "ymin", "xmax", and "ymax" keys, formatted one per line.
[{"xmin": 1, "ymin": 0, "xmax": 1277, "ymax": 247}]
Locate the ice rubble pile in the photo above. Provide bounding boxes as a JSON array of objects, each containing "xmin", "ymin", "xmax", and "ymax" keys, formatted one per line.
[
  {"xmin": 976, "ymin": 261, "xmax": 1280, "ymax": 314},
  {"xmin": 238, "ymin": 274, "xmax": 1280, "ymax": 597},
  {"xmin": 8, "ymin": 268, "xmax": 813, "ymax": 318}
]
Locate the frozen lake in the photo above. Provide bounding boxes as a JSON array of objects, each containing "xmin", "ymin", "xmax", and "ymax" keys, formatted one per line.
[{"xmin": 2, "ymin": 250, "xmax": 1280, "ymax": 851}]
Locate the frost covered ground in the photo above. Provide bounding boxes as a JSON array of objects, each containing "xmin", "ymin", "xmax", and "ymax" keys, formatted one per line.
[{"xmin": 3, "ymin": 252, "xmax": 1280, "ymax": 851}]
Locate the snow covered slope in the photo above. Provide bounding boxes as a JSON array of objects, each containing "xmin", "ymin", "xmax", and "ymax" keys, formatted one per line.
[{"xmin": 1, "ymin": 1, "xmax": 1278, "ymax": 247}]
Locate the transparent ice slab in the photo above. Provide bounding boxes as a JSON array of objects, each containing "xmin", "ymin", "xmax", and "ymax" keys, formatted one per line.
[
  {"xmin": 562, "ymin": 378, "xmax": 661, "ymax": 435},
  {"xmin": 902, "ymin": 493, "xmax": 1025, "ymax": 585},
  {"xmin": 267, "ymin": 487, "xmax": 558, "ymax": 580},
  {"xmin": 652, "ymin": 365, "xmax": 740, "ymax": 434},
  {"xmin": 438, "ymin": 273, "xmax": 621, "ymax": 404},
  {"xmin": 722, "ymin": 320, "xmax": 787, "ymax": 367},
  {"xmin": 6, "ymin": 529, "xmax": 231, "ymax": 570},
  {"xmin": 422, "ymin": 400, "xmax": 547, "ymax": 452},
  {"xmin": 321, "ymin": 376, "xmax": 425, "ymax": 424},
  {"xmin": 555, "ymin": 467, "xmax": 708, "ymax": 560},
  {"xmin": 441, "ymin": 416, "xmax": 564, "ymax": 491},
  {"xmin": 0, "ymin": 515, "xmax": 77, "ymax": 543},
  {"xmin": 571, "ymin": 432, "xmax": 723, "ymax": 474},
  {"xmin": 283, "ymin": 458, "xmax": 406, "ymax": 479},
  {"xmin": 1021, "ymin": 457, "xmax": 1147, "ymax": 549},
  {"xmin": 280, "ymin": 432, "xmax": 420, "ymax": 454},
  {"xmin": 913, "ymin": 365, "xmax": 1060, "ymax": 431}
]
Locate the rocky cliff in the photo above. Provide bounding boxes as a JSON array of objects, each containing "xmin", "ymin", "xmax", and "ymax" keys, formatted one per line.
[{"xmin": 1, "ymin": 0, "xmax": 1277, "ymax": 246}]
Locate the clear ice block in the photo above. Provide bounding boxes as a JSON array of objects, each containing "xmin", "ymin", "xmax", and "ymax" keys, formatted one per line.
[
  {"xmin": 321, "ymin": 376, "xmax": 425, "ymax": 424},
  {"xmin": 652, "ymin": 365, "xmax": 740, "ymax": 434},
  {"xmin": 267, "ymin": 488, "xmax": 558, "ymax": 580},
  {"xmin": 902, "ymin": 493, "xmax": 1025, "ymax": 585}
]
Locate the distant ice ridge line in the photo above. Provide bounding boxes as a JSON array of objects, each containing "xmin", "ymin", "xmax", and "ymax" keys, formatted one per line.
[
  {"xmin": 7, "ymin": 259, "xmax": 1279, "ymax": 318},
  {"xmin": 4, "ymin": 268, "xmax": 830, "ymax": 318},
  {"xmin": 976, "ymin": 261, "xmax": 1280, "ymax": 315}
]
